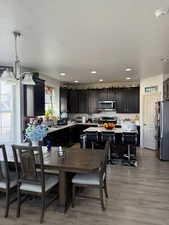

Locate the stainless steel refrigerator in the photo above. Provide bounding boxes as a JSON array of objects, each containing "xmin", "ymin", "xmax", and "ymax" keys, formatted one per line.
[{"xmin": 155, "ymin": 101, "xmax": 169, "ymax": 160}]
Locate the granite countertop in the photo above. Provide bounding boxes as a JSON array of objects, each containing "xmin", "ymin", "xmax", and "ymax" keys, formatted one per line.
[
  {"xmin": 47, "ymin": 122, "xmax": 139, "ymax": 134},
  {"xmin": 83, "ymin": 127, "xmax": 138, "ymax": 134}
]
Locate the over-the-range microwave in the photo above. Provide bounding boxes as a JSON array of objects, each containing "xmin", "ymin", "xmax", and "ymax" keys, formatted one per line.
[{"xmin": 97, "ymin": 100, "xmax": 116, "ymax": 111}]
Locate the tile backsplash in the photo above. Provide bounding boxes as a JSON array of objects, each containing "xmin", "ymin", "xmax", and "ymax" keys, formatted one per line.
[{"xmin": 70, "ymin": 111, "xmax": 140, "ymax": 121}]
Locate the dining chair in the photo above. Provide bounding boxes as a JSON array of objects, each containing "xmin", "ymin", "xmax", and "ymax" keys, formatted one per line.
[
  {"xmin": 72, "ymin": 141, "xmax": 109, "ymax": 210},
  {"xmin": 101, "ymin": 132, "xmax": 115, "ymax": 164},
  {"xmin": 12, "ymin": 145, "xmax": 59, "ymax": 223},
  {"xmin": 0, "ymin": 144, "xmax": 17, "ymax": 217}
]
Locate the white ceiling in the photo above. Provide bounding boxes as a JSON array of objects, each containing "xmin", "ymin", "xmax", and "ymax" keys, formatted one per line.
[{"xmin": 0, "ymin": 0, "xmax": 169, "ymax": 83}]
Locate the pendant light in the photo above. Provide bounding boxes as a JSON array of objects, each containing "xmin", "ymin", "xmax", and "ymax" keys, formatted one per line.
[{"xmin": 0, "ymin": 31, "xmax": 35, "ymax": 85}]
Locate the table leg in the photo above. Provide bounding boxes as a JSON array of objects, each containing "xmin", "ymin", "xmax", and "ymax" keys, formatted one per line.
[{"xmin": 57, "ymin": 171, "xmax": 67, "ymax": 213}]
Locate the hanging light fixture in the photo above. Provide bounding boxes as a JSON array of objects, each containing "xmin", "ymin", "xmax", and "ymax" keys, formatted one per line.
[{"xmin": 0, "ymin": 31, "xmax": 35, "ymax": 85}]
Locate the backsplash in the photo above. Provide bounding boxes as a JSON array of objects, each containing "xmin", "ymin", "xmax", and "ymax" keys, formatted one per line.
[{"xmin": 70, "ymin": 112, "xmax": 140, "ymax": 121}]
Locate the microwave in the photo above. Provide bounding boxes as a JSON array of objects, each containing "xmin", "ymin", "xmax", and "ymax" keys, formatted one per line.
[{"xmin": 97, "ymin": 100, "xmax": 116, "ymax": 111}]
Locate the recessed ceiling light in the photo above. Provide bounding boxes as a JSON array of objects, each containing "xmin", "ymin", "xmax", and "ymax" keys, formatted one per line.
[
  {"xmin": 154, "ymin": 8, "xmax": 169, "ymax": 18},
  {"xmin": 99, "ymin": 79, "xmax": 103, "ymax": 82},
  {"xmin": 74, "ymin": 80, "xmax": 79, "ymax": 83},
  {"xmin": 125, "ymin": 68, "xmax": 132, "ymax": 72},
  {"xmin": 126, "ymin": 77, "xmax": 131, "ymax": 80},
  {"xmin": 161, "ymin": 57, "xmax": 169, "ymax": 62},
  {"xmin": 60, "ymin": 72, "xmax": 66, "ymax": 76},
  {"xmin": 91, "ymin": 70, "xmax": 97, "ymax": 74}
]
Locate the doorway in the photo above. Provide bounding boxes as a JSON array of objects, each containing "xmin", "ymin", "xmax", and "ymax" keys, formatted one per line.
[{"xmin": 143, "ymin": 92, "xmax": 161, "ymax": 150}]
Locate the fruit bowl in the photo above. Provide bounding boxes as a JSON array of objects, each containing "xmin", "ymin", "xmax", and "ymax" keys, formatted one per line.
[{"xmin": 103, "ymin": 123, "xmax": 115, "ymax": 130}]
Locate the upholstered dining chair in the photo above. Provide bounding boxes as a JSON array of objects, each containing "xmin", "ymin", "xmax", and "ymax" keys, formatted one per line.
[
  {"xmin": 0, "ymin": 144, "xmax": 17, "ymax": 217},
  {"xmin": 12, "ymin": 145, "xmax": 59, "ymax": 223},
  {"xmin": 72, "ymin": 141, "xmax": 109, "ymax": 210}
]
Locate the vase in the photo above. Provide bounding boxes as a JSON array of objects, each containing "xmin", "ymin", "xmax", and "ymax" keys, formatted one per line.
[{"xmin": 31, "ymin": 141, "xmax": 39, "ymax": 146}]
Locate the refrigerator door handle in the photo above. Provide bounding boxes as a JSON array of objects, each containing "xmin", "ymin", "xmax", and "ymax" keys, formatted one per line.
[{"xmin": 160, "ymin": 103, "xmax": 164, "ymax": 139}]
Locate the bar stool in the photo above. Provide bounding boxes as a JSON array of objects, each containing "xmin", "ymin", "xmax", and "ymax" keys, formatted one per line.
[
  {"xmin": 122, "ymin": 132, "xmax": 137, "ymax": 166},
  {"xmin": 85, "ymin": 131, "xmax": 99, "ymax": 150},
  {"xmin": 101, "ymin": 132, "xmax": 115, "ymax": 164}
]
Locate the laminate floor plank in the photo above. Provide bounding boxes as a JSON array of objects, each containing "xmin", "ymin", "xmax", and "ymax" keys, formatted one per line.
[{"xmin": 0, "ymin": 148, "xmax": 169, "ymax": 225}]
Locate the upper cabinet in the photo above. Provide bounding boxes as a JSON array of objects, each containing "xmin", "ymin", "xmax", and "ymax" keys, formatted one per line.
[
  {"xmin": 60, "ymin": 87, "xmax": 68, "ymax": 113},
  {"xmin": 116, "ymin": 87, "xmax": 139, "ymax": 113},
  {"xmin": 62, "ymin": 87, "xmax": 140, "ymax": 114},
  {"xmin": 163, "ymin": 79, "xmax": 169, "ymax": 100},
  {"xmin": 24, "ymin": 76, "xmax": 45, "ymax": 117}
]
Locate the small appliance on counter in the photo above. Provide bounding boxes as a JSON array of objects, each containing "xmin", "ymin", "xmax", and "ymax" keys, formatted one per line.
[{"xmin": 57, "ymin": 118, "xmax": 68, "ymax": 126}]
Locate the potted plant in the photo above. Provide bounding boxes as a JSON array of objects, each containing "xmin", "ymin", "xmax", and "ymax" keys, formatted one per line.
[{"xmin": 25, "ymin": 121, "xmax": 48, "ymax": 146}]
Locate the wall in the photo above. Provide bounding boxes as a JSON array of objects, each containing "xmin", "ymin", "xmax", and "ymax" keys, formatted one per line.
[{"xmin": 140, "ymin": 74, "xmax": 163, "ymax": 147}]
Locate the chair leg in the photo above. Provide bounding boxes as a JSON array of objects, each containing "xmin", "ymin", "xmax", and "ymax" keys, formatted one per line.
[
  {"xmin": 99, "ymin": 187, "xmax": 105, "ymax": 211},
  {"xmin": 4, "ymin": 190, "xmax": 10, "ymax": 218},
  {"xmin": 16, "ymin": 186, "xmax": 21, "ymax": 218},
  {"xmin": 72, "ymin": 184, "xmax": 75, "ymax": 208},
  {"xmin": 104, "ymin": 178, "xmax": 108, "ymax": 198},
  {"xmin": 40, "ymin": 195, "xmax": 46, "ymax": 224}
]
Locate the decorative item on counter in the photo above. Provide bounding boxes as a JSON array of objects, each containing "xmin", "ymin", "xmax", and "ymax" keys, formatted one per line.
[
  {"xmin": 25, "ymin": 120, "xmax": 48, "ymax": 146},
  {"xmin": 46, "ymin": 140, "xmax": 52, "ymax": 151},
  {"xmin": 45, "ymin": 109, "xmax": 53, "ymax": 120},
  {"xmin": 103, "ymin": 123, "xmax": 115, "ymax": 130}
]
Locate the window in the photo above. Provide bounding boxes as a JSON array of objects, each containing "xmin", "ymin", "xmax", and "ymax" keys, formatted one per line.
[
  {"xmin": 0, "ymin": 82, "xmax": 13, "ymax": 142},
  {"xmin": 45, "ymin": 86, "xmax": 54, "ymax": 112}
]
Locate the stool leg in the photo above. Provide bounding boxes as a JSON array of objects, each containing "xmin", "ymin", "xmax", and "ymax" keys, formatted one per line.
[
  {"xmin": 92, "ymin": 142, "xmax": 94, "ymax": 150},
  {"xmin": 128, "ymin": 144, "xmax": 131, "ymax": 164}
]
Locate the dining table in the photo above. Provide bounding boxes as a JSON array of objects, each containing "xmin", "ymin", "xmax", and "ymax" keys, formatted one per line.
[{"xmin": 3, "ymin": 146, "xmax": 105, "ymax": 213}]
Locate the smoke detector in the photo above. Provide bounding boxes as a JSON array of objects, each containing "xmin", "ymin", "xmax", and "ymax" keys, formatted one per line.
[{"xmin": 154, "ymin": 8, "xmax": 169, "ymax": 18}]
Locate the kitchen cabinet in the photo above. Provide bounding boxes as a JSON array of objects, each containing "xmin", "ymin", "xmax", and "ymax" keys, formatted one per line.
[
  {"xmin": 78, "ymin": 90, "xmax": 89, "ymax": 113},
  {"xmin": 163, "ymin": 79, "xmax": 169, "ymax": 100},
  {"xmin": 67, "ymin": 89, "xmax": 79, "ymax": 113},
  {"xmin": 60, "ymin": 87, "xmax": 68, "ymax": 113},
  {"xmin": 24, "ymin": 76, "xmax": 45, "ymax": 116},
  {"xmin": 64, "ymin": 87, "xmax": 139, "ymax": 114},
  {"xmin": 34, "ymin": 78, "xmax": 45, "ymax": 116},
  {"xmin": 116, "ymin": 87, "xmax": 139, "ymax": 113},
  {"xmin": 88, "ymin": 89, "xmax": 97, "ymax": 113}
]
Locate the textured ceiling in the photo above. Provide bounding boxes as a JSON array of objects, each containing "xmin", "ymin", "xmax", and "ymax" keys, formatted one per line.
[{"xmin": 0, "ymin": 0, "xmax": 169, "ymax": 83}]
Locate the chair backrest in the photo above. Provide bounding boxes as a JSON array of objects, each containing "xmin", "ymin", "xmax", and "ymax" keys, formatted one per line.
[
  {"xmin": 12, "ymin": 145, "xmax": 45, "ymax": 192},
  {"xmin": 101, "ymin": 132, "xmax": 115, "ymax": 143},
  {"xmin": 0, "ymin": 145, "xmax": 10, "ymax": 188},
  {"xmin": 122, "ymin": 132, "xmax": 137, "ymax": 145},
  {"xmin": 99, "ymin": 141, "xmax": 109, "ymax": 184},
  {"xmin": 86, "ymin": 131, "xmax": 98, "ymax": 142}
]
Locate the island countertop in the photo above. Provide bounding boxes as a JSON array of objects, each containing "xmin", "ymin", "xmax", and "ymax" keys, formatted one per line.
[{"xmin": 84, "ymin": 127, "xmax": 138, "ymax": 134}]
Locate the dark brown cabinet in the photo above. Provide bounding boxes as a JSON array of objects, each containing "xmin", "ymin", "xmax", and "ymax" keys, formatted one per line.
[
  {"xmin": 24, "ymin": 76, "xmax": 45, "ymax": 117},
  {"xmin": 60, "ymin": 87, "xmax": 68, "ymax": 113},
  {"xmin": 116, "ymin": 87, "xmax": 139, "ymax": 113},
  {"xmin": 163, "ymin": 79, "xmax": 169, "ymax": 100},
  {"xmin": 63, "ymin": 87, "xmax": 139, "ymax": 114}
]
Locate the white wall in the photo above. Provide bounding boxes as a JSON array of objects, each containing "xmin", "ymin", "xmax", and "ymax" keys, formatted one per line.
[{"xmin": 140, "ymin": 74, "xmax": 163, "ymax": 147}]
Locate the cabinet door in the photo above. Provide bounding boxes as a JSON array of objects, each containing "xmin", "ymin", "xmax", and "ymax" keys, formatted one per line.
[
  {"xmin": 60, "ymin": 88, "xmax": 68, "ymax": 113},
  {"xmin": 78, "ymin": 90, "xmax": 89, "ymax": 113},
  {"xmin": 116, "ymin": 88, "xmax": 127, "ymax": 113},
  {"xmin": 34, "ymin": 78, "xmax": 45, "ymax": 116},
  {"xmin": 68, "ymin": 90, "xmax": 79, "ymax": 113},
  {"xmin": 116, "ymin": 87, "xmax": 139, "ymax": 113},
  {"xmin": 88, "ymin": 89, "xmax": 97, "ymax": 113}
]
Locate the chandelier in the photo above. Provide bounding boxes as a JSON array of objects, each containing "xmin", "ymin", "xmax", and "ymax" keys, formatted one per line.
[{"xmin": 0, "ymin": 31, "xmax": 35, "ymax": 85}]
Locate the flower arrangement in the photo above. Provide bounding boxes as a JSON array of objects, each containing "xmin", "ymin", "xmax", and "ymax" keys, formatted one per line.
[{"xmin": 25, "ymin": 121, "xmax": 48, "ymax": 142}]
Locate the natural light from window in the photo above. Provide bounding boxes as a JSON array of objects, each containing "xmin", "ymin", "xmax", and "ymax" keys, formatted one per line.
[{"xmin": 0, "ymin": 82, "xmax": 13, "ymax": 142}]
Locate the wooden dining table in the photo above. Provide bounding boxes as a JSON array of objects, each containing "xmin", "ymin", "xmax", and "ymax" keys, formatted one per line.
[{"xmin": 4, "ymin": 147, "xmax": 105, "ymax": 213}]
